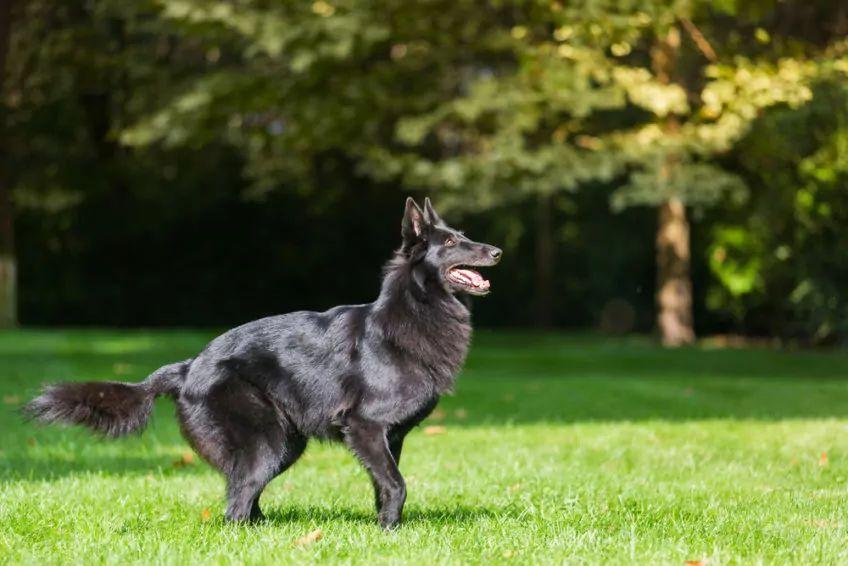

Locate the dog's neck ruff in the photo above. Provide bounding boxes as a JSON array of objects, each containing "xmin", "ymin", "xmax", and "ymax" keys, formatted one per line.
[{"xmin": 373, "ymin": 252, "xmax": 472, "ymax": 393}]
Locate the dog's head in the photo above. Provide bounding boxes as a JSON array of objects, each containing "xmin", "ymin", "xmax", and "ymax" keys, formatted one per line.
[{"xmin": 401, "ymin": 197, "xmax": 501, "ymax": 296}]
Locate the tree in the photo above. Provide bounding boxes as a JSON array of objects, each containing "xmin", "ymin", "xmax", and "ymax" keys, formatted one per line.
[
  {"xmin": 2, "ymin": 0, "xmax": 197, "ymax": 326},
  {"xmin": 117, "ymin": 0, "xmax": 846, "ymax": 342},
  {"xmin": 371, "ymin": 2, "xmax": 834, "ymax": 344}
]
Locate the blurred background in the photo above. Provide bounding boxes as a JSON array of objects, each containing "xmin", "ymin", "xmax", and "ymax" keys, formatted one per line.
[{"xmin": 1, "ymin": 0, "xmax": 847, "ymax": 347}]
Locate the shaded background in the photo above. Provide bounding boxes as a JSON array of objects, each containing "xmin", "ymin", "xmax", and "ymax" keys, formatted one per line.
[{"xmin": 1, "ymin": 0, "xmax": 847, "ymax": 344}]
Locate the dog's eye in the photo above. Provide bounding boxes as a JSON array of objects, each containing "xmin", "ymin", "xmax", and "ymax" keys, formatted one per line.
[{"xmin": 444, "ymin": 237, "xmax": 456, "ymax": 247}]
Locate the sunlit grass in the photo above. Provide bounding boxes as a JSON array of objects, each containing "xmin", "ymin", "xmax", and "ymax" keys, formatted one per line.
[{"xmin": 2, "ymin": 329, "xmax": 848, "ymax": 563}]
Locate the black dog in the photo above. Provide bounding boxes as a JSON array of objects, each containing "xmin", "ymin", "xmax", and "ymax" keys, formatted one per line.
[{"xmin": 26, "ymin": 197, "xmax": 501, "ymax": 529}]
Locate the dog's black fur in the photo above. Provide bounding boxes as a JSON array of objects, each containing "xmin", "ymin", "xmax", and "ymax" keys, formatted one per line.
[{"xmin": 25, "ymin": 197, "xmax": 501, "ymax": 529}]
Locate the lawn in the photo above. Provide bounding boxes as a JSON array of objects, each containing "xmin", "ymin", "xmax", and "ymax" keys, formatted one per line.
[{"xmin": 2, "ymin": 329, "xmax": 848, "ymax": 564}]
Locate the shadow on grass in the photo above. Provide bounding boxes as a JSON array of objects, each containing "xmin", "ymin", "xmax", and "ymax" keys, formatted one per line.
[
  {"xmin": 263, "ymin": 505, "xmax": 513, "ymax": 526},
  {"xmin": 437, "ymin": 334, "xmax": 848, "ymax": 424},
  {"xmin": 0, "ymin": 452, "xmax": 211, "ymax": 482}
]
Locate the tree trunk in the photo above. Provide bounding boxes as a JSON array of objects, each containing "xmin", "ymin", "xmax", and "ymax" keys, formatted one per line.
[
  {"xmin": 0, "ymin": 0, "xmax": 16, "ymax": 328},
  {"xmin": 534, "ymin": 194, "xmax": 555, "ymax": 327},
  {"xmin": 656, "ymin": 198, "xmax": 694, "ymax": 346},
  {"xmin": 652, "ymin": 25, "xmax": 694, "ymax": 346}
]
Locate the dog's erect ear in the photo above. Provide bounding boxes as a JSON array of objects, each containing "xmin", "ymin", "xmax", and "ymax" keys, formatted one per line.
[
  {"xmin": 402, "ymin": 197, "xmax": 426, "ymax": 243},
  {"xmin": 423, "ymin": 197, "xmax": 445, "ymax": 227}
]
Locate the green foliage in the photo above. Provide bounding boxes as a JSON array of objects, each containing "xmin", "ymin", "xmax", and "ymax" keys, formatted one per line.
[
  {"xmin": 612, "ymin": 160, "xmax": 747, "ymax": 210},
  {"xmin": 119, "ymin": 0, "xmax": 421, "ymax": 195},
  {"xmin": 362, "ymin": 2, "xmax": 842, "ymax": 212},
  {"xmin": 5, "ymin": 0, "xmax": 848, "ymax": 340},
  {"xmin": 706, "ymin": 78, "xmax": 848, "ymax": 342},
  {"xmin": 706, "ymin": 226, "xmax": 765, "ymax": 319}
]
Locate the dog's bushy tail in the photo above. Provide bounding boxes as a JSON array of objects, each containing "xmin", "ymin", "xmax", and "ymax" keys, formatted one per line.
[{"xmin": 24, "ymin": 360, "xmax": 191, "ymax": 438}]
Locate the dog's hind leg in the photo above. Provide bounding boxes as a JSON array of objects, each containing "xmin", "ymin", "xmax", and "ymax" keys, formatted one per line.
[
  {"xmin": 176, "ymin": 375, "xmax": 306, "ymax": 523},
  {"xmin": 225, "ymin": 432, "xmax": 307, "ymax": 522},
  {"xmin": 256, "ymin": 433, "xmax": 307, "ymax": 518}
]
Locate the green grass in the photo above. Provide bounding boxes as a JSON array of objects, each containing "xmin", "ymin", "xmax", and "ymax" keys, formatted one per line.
[{"xmin": 2, "ymin": 329, "xmax": 848, "ymax": 564}]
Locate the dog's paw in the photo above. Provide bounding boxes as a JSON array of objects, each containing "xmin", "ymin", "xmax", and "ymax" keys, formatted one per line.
[{"xmin": 378, "ymin": 512, "xmax": 402, "ymax": 530}]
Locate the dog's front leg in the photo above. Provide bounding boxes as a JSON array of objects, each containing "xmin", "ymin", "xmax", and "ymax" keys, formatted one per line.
[
  {"xmin": 343, "ymin": 417, "xmax": 406, "ymax": 529},
  {"xmin": 388, "ymin": 432, "xmax": 406, "ymax": 467}
]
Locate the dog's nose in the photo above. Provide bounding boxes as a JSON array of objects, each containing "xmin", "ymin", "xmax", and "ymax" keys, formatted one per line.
[{"xmin": 490, "ymin": 247, "xmax": 502, "ymax": 261}]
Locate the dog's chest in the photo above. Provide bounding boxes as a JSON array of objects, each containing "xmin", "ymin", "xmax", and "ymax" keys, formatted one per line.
[
  {"xmin": 361, "ymin": 318, "xmax": 470, "ymax": 415},
  {"xmin": 409, "ymin": 319, "xmax": 471, "ymax": 393}
]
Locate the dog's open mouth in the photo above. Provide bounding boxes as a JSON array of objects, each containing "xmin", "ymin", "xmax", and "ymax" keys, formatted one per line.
[{"xmin": 447, "ymin": 266, "xmax": 490, "ymax": 294}]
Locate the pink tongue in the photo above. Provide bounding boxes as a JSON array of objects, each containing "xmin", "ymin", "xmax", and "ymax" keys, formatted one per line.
[{"xmin": 454, "ymin": 269, "xmax": 487, "ymax": 286}]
